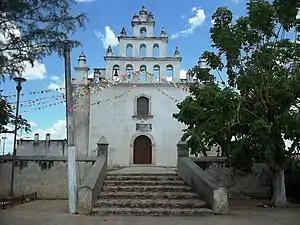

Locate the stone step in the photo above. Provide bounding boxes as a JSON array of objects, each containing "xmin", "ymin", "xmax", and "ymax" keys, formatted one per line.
[
  {"xmin": 104, "ymin": 180, "xmax": 186, "ymax": 186},
  {"xmin": 95, "ymin": 199, "xmax": 209, "ymax": 209},
  {"xmin": 107, "ymin": 173, "xmax": 178, "ymax": 176},
  {"xmin": 91, "ymin": 207, "xmax": 214, "ymax": 216},
  {"xmin": 102, "ymin": 185, "xmax": 192, "ymax": 192},
  {"xmin": 105, "ymin": 175, "xmax": 180, "ymax": 181},
  {"xmin": 98, "ymin": 191, "xmax": 200, "ymax": 200}
]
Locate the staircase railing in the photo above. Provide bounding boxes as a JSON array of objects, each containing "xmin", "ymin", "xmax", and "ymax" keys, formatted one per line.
[
  {"xmin": 77, "ymin": 136, "xmax": 109, "ymax": 214},
  {"xmin": 177, "ymin": 140, "xmax": 229, "ymax": 215}
]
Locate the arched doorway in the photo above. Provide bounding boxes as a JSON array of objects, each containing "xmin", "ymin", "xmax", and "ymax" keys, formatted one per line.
[{"xmin": 133, "ymin": 135, "xmax": 152, "ymax": 164}]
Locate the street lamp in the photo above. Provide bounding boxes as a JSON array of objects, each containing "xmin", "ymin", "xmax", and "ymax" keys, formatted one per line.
[
  {"xmin": 9, "ymin": 76, "xmax": 26, "ymax": 196},
  {"xmin": 2, "ymin": 137, "xmax": 6, "ymax": 155}
]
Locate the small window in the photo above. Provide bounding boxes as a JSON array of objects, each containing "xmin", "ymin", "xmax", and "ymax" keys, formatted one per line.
[
  {"xmin": 126, "ymin": 44, "xmax": 133, "ymax": 57},
  {"xmin": 139, "ymin": 44, "xmax": 146, "ymax": 57},
  {"xmin": 140, "ymin": 27, "xmax": 147, "ymax": 37},
  {"xmin": 153, "ymin": 44, "xmax": 159, "ymax": 57},
  {"xmin": 137, "ymin": 96, "xmax": 149, "ymax": 116}
]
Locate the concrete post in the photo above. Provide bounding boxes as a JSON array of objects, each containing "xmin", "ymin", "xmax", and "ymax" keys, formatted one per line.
[
  {"xmin": 64, "ymin": 43, "xmax": 77, "ymax": 214},
  {"xmin": 34, "ymin": 133, "xmax": 39, "ymax": 142},
  {"xmin": 177, "ymin": 139, "xmax": 189, "ymax": 165},
  {"xmin": 97, "ymin": 136, "xmax": 109, "ymax": 162}
]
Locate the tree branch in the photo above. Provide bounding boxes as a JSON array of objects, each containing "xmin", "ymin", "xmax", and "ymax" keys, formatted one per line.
[{"xmin": 288, "ymin": 137, "xmax": 300, "ymax": 155}]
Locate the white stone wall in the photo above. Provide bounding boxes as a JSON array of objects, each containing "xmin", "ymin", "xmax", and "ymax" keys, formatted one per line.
[
  {"xmin": 133, "ymin": 24, "xmax": 154, "ymax": 37},
  {"xmin": 206, "ymin": 163, "xmax": 271, "ymax": 199},
  {"xmin": 71, "ymin": 6, "xmax": 186, "ymax": 165},
  {"xmin": 0, "ymin": 161, "xmax": 92, "ymax": 199},
  {"xmin": 87, "ymin": 84, "xmax": 188, "ymax": 167},
  {"xmin": 105, "ymin": 58, "xmax": 181, "ymax": 82},
  {"xmin": 118, "ymin": 38, "xmax": 167, "ymax": 57},
  {"xmin": 74, "ymin": 94, "xmax": 90, "ymax": 157},
  {"xmin": 16, "ymin": 139, "xmax": 67, "ymax": 156}
]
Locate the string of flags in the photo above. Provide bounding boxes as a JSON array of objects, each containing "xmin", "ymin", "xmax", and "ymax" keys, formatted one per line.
[
  {"xmin": 3, "ymin": 69, "xmax": 190, "ymax": 113},
  {"xmin": 156, "ymin": 87, "xmax": 180, "ymax": 103},
  {"xmin": 10, "ymin": 94, "xmax": 64, "ymax": 106},
  {"xmin": 68, "ymin": 70, "xmax": 186, "ymax": 111},
  {"xmin": 17, "ymin": 96, "xmax": 64, "ymax": 110},
  {"xmin": 21, "ymin": 100, "xmax": 65, "ymax": 113},
  {"xmin": 73, "ymin": 70, "xmax": 190, "ymax": 98},
  {"xmin": 3, "ymin": 88, "xmax": 65, "ymax": 99}
]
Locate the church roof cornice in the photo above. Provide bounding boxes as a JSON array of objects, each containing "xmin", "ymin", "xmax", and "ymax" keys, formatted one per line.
[
  {"xmin": 104, "ymin": 56, "xmax": 182, "ymax": 62},
  {"xmin": 118, "ymin": 36, "xmax": 168, "ymax": 42},
  {"xmin": 74, "ymin": 82, "xmax": 190, "ymax": 87},
  {"xmin": 74, "ymin": 66, "xmax": 90, "ymax": 71},
  {"xmin": 131, "ymin": 21, "xmax": 155, "ymax": 27}
]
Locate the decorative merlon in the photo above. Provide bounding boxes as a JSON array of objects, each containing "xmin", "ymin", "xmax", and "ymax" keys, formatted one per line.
[
  {"xmin": 106, "ymin": 45, "xmax": 113, "ymax": 56},
  {"xmin": 147, "ymin": 12, "xmax": 154, "ymax": 22},
  {"xmin": 174, "ymin": 47, "xmax": 180, "ymax": 57},
  {"xmin": 46, "ymin": 133, "xmax": 50, "ymax": 141},
  {"xmin": 34, "ymin": 133, "xmax": 39, "ymax": 142},
  {"xmin": 97, "ymin": 136, "xmax": 108, "ymax": 145},
  {"xmin": 132, "ymin": 13, "xmax": 139, "ymax": 21},
  {"xmin": 78, "ymin": 52, "xmax": 87, "ymax": 67},
  {"xmin": 160, "ymin": 27, "xmax": 167, "ymax": 37},
  {"xmin": 120, "ymin": 27, "xmax": 127, "ymax": 37},
  {"xmin": 140, "ymin": 5, "xmax": 147, "ymax": 14}
]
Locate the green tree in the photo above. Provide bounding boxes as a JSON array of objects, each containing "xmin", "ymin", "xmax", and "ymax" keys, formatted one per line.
[
  {"xmin": 0, "ymin": 98, "xmax": 30, "ymax": 134},
  {"xmin": 0, "ymin": 0, "xmax": 87, "ymax": 79},
  {"xmin": 0, "ymin": 0, "xmax": 87, "ymax": 136},
  {"xmin": 174, "ymin": 0, "xmax": 300, "ymax": 207}
]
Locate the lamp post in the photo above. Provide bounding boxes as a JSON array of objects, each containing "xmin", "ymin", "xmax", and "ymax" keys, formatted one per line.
[
  {"xmin": 9, "ymin": 76, "xmax": 26, "ymax": 196},
  {"xmin": 2, "ymin": 136, "xmax": 6, "ymax": 155}
]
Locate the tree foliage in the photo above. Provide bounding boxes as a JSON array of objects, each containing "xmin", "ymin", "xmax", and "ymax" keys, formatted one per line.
[
  {"xmin": 0, "ymin": 0, "xmax": 87, "ymax": 135},
  {"xmin": 0, "ymin": 98, "xmax": 30, "ymax": 134},
  {"xmin": 0, "ymin": 0, "xmax": 87, "ymax": 80},
  {"xmin": 174, "ymin": 0, "xmax": 300, "ymax": 206}
]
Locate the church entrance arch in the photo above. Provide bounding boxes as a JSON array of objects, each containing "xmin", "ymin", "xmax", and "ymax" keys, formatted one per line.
[{"xmin": 133, "ymin": 135, "xmax": 152, "ymax": 164}]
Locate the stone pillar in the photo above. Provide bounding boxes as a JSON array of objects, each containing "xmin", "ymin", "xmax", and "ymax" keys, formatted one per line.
[
  {"xmin": 97, "ymin": 136, "xmax": 109, "ymax": 162},
  {"xmin": 177, "ymin": 139, "xmax": 189, "ymax": 165},
  {"xmin": 34, "ymin": 133, "xmax": 39, "ymax": 142}
]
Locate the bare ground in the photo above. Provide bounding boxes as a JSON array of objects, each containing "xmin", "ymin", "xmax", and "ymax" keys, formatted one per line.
[{"xmin": 0, "ymin": 199, "xmax": 299, "ymax": 225}]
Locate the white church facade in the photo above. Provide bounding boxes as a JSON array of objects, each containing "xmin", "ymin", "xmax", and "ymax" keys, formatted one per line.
[{"xmin": 72, "ymin": 6, "xmax": 195, "ymax": 167}]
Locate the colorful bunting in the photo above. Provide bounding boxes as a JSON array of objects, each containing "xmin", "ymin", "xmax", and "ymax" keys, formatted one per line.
[{"xmin": 4, "ymin": 69, "xmax": 191, "ymax": 113}]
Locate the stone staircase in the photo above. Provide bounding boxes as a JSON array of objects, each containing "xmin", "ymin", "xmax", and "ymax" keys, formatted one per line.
[{"xmin": 91, "ymin": 173, "xmax": 213, "ymax": 216}]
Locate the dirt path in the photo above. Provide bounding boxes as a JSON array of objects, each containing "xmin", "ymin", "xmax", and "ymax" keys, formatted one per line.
[{"xmin": 0, "ymin": 200, "xmax": 299, "ymax": 225}]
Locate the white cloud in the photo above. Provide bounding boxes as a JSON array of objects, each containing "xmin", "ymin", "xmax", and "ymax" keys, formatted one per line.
[
  {"xmin": 171, "ymin": 7, "xmax": 206, "ymax": 39},
  {"xmin": 47, "ymin": 82, "xmax": 65, "ymax": 93},
  {"xmin": 29, "ymin": 121, "xmax": 38, "ymax": 127},
  {"xmin": 0, "ymin": 119, "xmax": 66, "ymax": 155},
  {"xmin": 47, "ymin": 76, "xmax": 65, "ymax": 92},
  {"xmin": 32, "ymin": 120, "xmax": 66, "ymax": 140},
  {"xmin": 232, "ymin": 0, "xmax": 240, "ymax": 4},
  {"xmin": 95, "ymin": 26, "xmax": 119, "ymax": 49},
  {"xmin": 50, "ymin": 75, "xmax": 60, "ymax": 81},
  {"xmin": 22, "ymin": 60, "xmax": 47, "ymax": 80}
]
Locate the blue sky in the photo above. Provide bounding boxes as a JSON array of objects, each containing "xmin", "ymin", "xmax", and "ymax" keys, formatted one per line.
[{"xmin": 0, "ymin": 0, "xmax": 247, "ymax": 153}]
